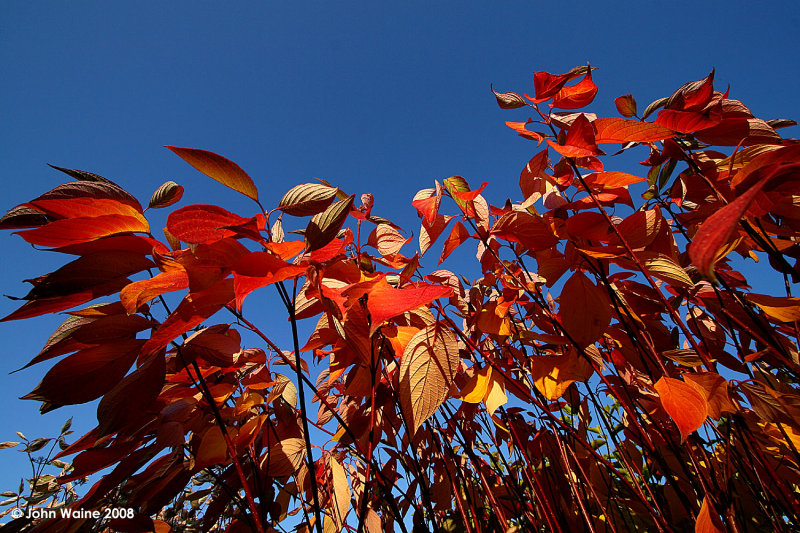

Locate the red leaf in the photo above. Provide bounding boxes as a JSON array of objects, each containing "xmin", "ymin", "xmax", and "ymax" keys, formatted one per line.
[
  {"xmin": 694, "ymin": 117, "xmax": 782, "ymax": 146},
  {"xmin": 533, "ymin": 71, "xmax": 572, "ymax": 101},
  {"xmin": 166, "ymin": 204, "xmax": 248, "ymax": 245},
  {"xmin": 654, "ymin": 376, "xmax": 708, "ymax": 443},
  {"xmin": 547, "ymin": 114, "xmax": 601, "ymax": 157},
  {"xmin": 1, "ymin": 278, "xmax": 131, "ymax": 322},
  {"xmin": 552, "ymin": 69, "xmax": 598, "ymax": 109},
  {"xmin": 438, "ymin": 221, "xmax": 471, "ymax": 264},
  {"xmin": 96, "ymin": 353, "xmax": 166, "ymax": 436},
  {"xmin": 654, "ymin": 108, "xmax": 722, "ymax": 134},
  {"xmin": 520, "ymin": 149, "xmax": 550, "ymax": 199},
  {"xmin": 342, "ymin": 276, "xmax": 452, "ymax": 336},
  {"xmin": 559, "ymin": 271, "xmax": 611, "ymax": 348},
  {"xmin": 593, "ymin": 118, "xmax": 675, "ymax": 143},
  {"xmin": 491, "ymin": 211, "xmax": 559, "ymax": 251},
  {"xmin": 23, "ymin": 340, "xmax": 144, "ymax": 409},
  {"xmin": 695, "ymin": 496, "xmax": 724, "ymax": 533},
  {"xmin": 166, "ymin": 146, "xmax": 259, "ymax": 202},
  {"xmin": 21, "ymin": 251, "xmax": 154, "ymax": 301},
  {"xmin": 15, "ymin": 215, "xmax": 150, "ymax": 248},
  {"xmin": 232, "ymin": 252, "xmax": 307, "ymax": 309},
  {"xmin": 140, "ymin": 278, "xmax": 234, "ymax": 356},
  {"xmin": 688, "ymin": 177, "xmax": 769, "ymax": 281}
]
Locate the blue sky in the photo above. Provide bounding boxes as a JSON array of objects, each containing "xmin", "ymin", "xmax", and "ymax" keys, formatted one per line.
[{"xmin": 1, "ymin": 1, "xmax": 798, "ymax": 498}]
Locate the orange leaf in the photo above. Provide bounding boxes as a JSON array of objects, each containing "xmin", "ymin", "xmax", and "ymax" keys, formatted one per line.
[
  {"xmin": 683, "ymin": 372, "xmax": 735, "ymax": 420},
  {"xmin": 593, "ymin": 118, "xmax": 675, "ymax": 143},
  {"xmin": 552, "ymin": 69, "xmax": 597, "ymax": 109},
  {"xmin": 16, "ymin": 214, "xmax": 150, "ymax": 248},
  {"xmin": 654, "ymin": 376, "xmax": 708, "ymax": 443},
  {"xmin": 532, "ymin": 349, "xmax": 594, "ymax": 400},
  {"xmin": 342, "ymin": 276, "xmax": 452, "ymax": 336},
  {"xmin": 194, "ymin": 426, "xmax": 228, "ymax": 470},
  {"xmin": 459, "ymin": 366, "xmax": 493, "ymax": 403},
  {"xmin": 120, "ymin": 270, "xmax": 189, "ymax": 314},
  {"xmin": 505, "ymin": 120, "xmax": 545, "ymax": 142},
  {"xmin": 438, "ymin": 221, "xmax": 470, "ymax": 264},
  {"xmin": 140, "ymin": 278, "xmax": 234, "ymax": 357},
  {"xmin": 695, "ymin": 496, "xmax": 724, "ymax": 533},
  {"xmin": 745, "ymin": 293, "xmax": 800, "ymax": 323},
  {"xmin": 166, "ymin": 146, "xmax": 259, "ymax": 202}
]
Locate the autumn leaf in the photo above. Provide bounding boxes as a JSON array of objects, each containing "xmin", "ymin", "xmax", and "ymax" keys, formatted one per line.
[
  {"xmin": 654, "ymin": 376, "xmax": 708, "ymax": 443},
  {"xmin": 552, "ymin": 68, "xmax": 597, "ymax": 109},
  {"xmin": 278, "ymin": 183, "xmax": 339, "ymax": 216},
  {"xmin": 683, "ymin": 372, "xmax": 735, "ymax": 420},
  {"xmin": 532, "ymin": 349, "xmax": 594, "ymax": 400},
  {"xmin": 559, "ymin": 271, "xmax": 612, "ymax": 348},
  {"xmin": 695, "ymin": 496, "xmax": 724, "ymax": 533},
  {"xmin": 593, "ymin": 118, "xmax": 675, "ymax": 144},
  {"xmin": 399, "ymin": 325, "xmax": 459, "ymax": 435},
  {"xmin": 614, "ymin": 94, "xmax": 637, "ymax": 117},
  {"xmin": 15, "ymin": 214, "xmax": 150, "ymax": 248},
  {"xmin": 148, "ymin": 181, "xmax": 184, "ymax": 209},
  {"xmin": 746, "ymin": 293, "xmax": 800, "ymax": 322},
  {"xmin": 688, "ymin": 176, "xmax": 770, "ymax": 281},
  {"xmin": 166, "ymin": 146, "xmax": 259, "ymax": 202},
  {"xmin": 166, "ymin": 204, "xmax": 248, "ymax": 245}
]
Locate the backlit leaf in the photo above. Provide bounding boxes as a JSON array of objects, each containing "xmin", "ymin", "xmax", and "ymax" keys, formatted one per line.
[
  {"xmin": 194, "ymin": 426, "xmax": 228, "ymax": 470},
  {"xmin": 438, "ymin": 221, "xmax": 470, "ymax": 264},
  {"xmin": 654, "ymin": 376, "xmax": 708, "ymax": 443},
  {"xmin": 232, "ymin": 252, "xmax": 307, "ymax": 309},
  {"xmin": 552, "ymin": 68, "xmax": 597, "ymax": 109},
  {"xmin": 329, "ymin": 455, "xmax": 351, "ymax": 528},
  {"xmin": 399, "ymin": 325, "xmax": 459, "ymax": 435},
  {"xmin": 593, "ymin": 118, "xmax": 675, "ymax": 144},
  {"xmin": 689, "ymin": 177, "xmax": 769, "ymax": 281},
  {"xmin": 15, "ymin": 214, "xmax": 150, "ymax": 248},
  {"xmin": 695, "ymin": 496, "xmax": 724, "ymax": 533},
  {"xmin": 166, "ymin": 204, "xmax": 248, "ymax": 245},
  {"xmin": 166, "ymin": 146, "xmax": 259, "ymax": 202},
  {"xmin": 532, "ymin": 349, "xmax": 594, "ymax": 400},
  {"xmin": 746, "ymin": 293, "xmax": 800, "ymax": 322},
  {"xmin": 683, "ymin": 372, "xmax": 735, "ymax": 420},
  {"xmin": 491, "ymin": 211, "xmax": 558, "ymax": 251},
  {"xmin": 559, "ymin": 271, "xmax": 611, "ymax": 348}
]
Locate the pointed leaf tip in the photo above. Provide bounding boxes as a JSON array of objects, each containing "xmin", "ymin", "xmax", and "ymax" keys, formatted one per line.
[{"xmin": 166, "ymin": 146, "xmax": 259, "ymax": 202}]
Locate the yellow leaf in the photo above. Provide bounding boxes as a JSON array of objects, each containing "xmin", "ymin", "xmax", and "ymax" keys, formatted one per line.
[
  {"xmin": 459, "ymin": 366, "xmax": 493, "ymax": 403},
  {"xmin": 747, "ymin": 293, "xmax": 800, "ymax": 322},
  {"xmin": 484, "ymin": 372, "xmax": 508, "ymax": 416},
  {"xmin": 532, "ymin": 349, "xmax": 594, "ymax": 400}
]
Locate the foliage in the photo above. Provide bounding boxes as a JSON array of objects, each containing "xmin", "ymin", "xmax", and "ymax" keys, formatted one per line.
[{"xmin": 2, "ymin": 65, "xmax": 800, "ymax": 532}]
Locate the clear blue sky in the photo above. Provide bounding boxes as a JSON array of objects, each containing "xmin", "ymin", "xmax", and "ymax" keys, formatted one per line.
[{"xmin": 0, "ymin": 1, "xmax": 797, "ymax": 496}]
